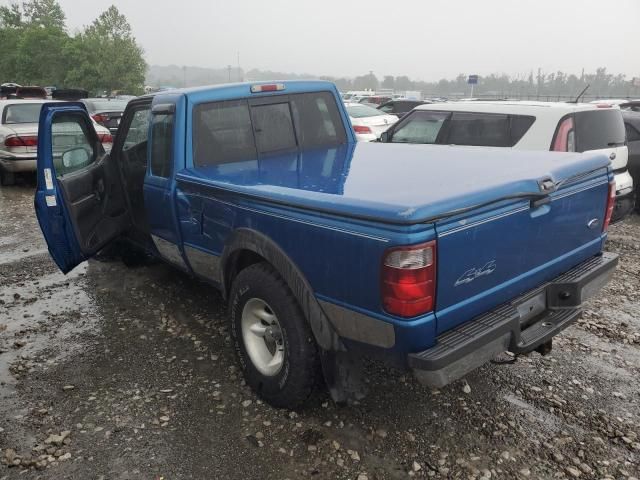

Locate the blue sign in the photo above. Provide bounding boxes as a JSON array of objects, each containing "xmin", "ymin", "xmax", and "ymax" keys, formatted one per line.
[{"xmin": 468, "ymin": 75, "xmax": 479, "ymax": 85}]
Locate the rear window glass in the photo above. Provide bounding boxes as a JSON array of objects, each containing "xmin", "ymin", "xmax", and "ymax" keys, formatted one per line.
[
  {"xmin": 251, "ymin": 102, "xmax": 297, "ymax": 154},
  {"xmin": 391, "ymin": 111, "xmax": 449, "ymax": 144},
  {"xmin": 574, "ymin": 109, "xmax": 626, "ymax": 151},
  {"xmin": 3, "ymin": 103, "xmax": 42, "ymax": 124},
  {"xmin": 193, "ymin": 100, "xmax": 257, "ymax": 166},
  {"xmin": 290, "ymin": 92, "xmax": 346, "ymax": 148},
  {"xmin": 193, "ymin": 92, "xmax": 346, "ymax": 167},
  {"xmin": 446, "ymin": 112, "xmax": 511, "ymax": 147}
]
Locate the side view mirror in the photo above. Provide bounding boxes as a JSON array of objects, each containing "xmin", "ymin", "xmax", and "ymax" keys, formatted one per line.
[
  {"xmin": 62, "ymin": 147, "xmax": 91, "ymax": 169},
  {"xmin": 379, "ymin": 130, "xmax": 390, "ymax": 143}
]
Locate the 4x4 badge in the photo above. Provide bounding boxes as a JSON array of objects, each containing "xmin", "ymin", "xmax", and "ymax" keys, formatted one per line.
[{"xmin": 455, "ymin": 260, "xmax": 497, "ymax": 286}]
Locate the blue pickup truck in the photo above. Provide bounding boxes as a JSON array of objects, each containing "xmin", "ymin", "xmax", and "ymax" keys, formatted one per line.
[{"xmin": 34, "ymin": 81, "xmax": 618, "ymax": 408}]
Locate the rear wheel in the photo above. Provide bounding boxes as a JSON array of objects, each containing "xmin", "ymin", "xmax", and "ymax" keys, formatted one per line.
[{"xmin": 229, "ymin": 262, "xmax": 320, "ymax": 409}]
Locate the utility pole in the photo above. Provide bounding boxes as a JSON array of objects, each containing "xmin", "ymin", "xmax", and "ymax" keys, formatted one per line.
[
  {"xmin": 237, "ymin": 51, "xmax": 241, "ymax": 82},
  {"xmin": 227, "ymin": 65, "xmax": 232, "ymax": 83},
  {"xmin": 182, "ymin": 66, "xmax": 187, "ymax": 88}
]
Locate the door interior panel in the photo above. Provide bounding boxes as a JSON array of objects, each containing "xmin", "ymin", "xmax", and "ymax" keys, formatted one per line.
[{"xmin": 58, "ymin": 153, "xmax": 129, "ymax": 254}]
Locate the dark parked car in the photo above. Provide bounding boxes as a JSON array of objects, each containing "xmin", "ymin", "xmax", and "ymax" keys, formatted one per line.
[
  {"xmin": 621, "ymin": 101, "xmax": 640, "ymax": 113},
  {"xmin": 1, "ymin": 86, "xmax": 47, "ymax": 100},
  {"xmin": 80, "ymin": 98, "xmax": 129, "ymax": 136},
  {"xmin": 52, "ymin": 89, "xmax": 89, "ymax": 101},
  {"xmin": 623, "ymin": 111, "xmax": 640, "ymax": 208},
  {"xmin": 358, "ymin": 95, "xmax": 391, "ymax": 106},
  {"xmin": 377, "ymin": 99, "xmax": 431, "ymax": 119}
]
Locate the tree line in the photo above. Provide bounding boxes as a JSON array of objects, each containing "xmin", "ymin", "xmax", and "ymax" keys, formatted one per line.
[
  {"xmin": 149, "ymin": 65, "xmax": 638, "ymax": 100},
  {"xmin": 0, "ymin": 0, "xmax": 146, "ymax": 95}
]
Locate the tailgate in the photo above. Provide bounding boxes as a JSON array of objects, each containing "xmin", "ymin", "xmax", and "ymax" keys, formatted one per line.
[{"xmin": 434, "ymin": 170, "xmax": 609, "ymax": 334}]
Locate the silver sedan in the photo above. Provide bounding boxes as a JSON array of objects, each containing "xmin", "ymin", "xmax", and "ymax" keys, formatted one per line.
[{"xmin": 0, "ymin": 99, "xmax": 112, "ymax": 186}]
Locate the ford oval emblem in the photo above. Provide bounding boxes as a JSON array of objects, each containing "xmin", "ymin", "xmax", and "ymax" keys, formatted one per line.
[
  {"xmin": 609, "ymin": 152, "xmax": 617, "ymax": 161},
  {"xmin": 587, "ymin": 218, "xmax": 600, "ymax": 229}
]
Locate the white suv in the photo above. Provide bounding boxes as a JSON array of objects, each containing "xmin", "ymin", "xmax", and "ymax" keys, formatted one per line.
[{"xmin": 380, "ymin": 101, "xmax": 633, "ymax": 221}]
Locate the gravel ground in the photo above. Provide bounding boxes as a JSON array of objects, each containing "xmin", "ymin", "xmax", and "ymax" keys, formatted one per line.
[{"xmin": 0, "ymin": 179, "xmax": 639, "ymax": 480}]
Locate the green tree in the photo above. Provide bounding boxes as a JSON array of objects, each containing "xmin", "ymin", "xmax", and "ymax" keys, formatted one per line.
[
  {"xmin": 66, "ymin": 6, "xmax": 145, "ymax": 94},
  {"xmin": 22, "ymin": 0, "xmax": 65, "ymax": 28},
  {"xmin": 17, "ymin": 24, "xmax": 68, "ymax": 85},
  {"xmin": 0, "ymin": 0, "xmax": 68, "ymax": 85}
]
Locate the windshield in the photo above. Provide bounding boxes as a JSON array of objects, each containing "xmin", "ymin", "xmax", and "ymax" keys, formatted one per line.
[
  {"xmin": 346, "ymin": 104, "xmax": 385, "ymax": 118},
  {"xmin": 87, "ymin": 100, "xmax": 129, "ymax": 112},
  {"xmin": 3, "ymin": 103, "xmax": 42, "ymax": 124}
]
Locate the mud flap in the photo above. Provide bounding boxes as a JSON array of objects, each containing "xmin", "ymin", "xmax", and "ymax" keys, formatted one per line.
[{"xmin": 320, "ymin": 349, "xmax": 367, "ymax": 404}]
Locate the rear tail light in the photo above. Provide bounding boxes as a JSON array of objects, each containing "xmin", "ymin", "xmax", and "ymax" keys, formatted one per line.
[
  {"xmin": 98, "ymin": 133, "xmax": 113, "ymax": 144},
  {"xmin": 603, "ymin": 180, "xmax": 616, "ymax": 232},
  {"xmin": 4, "ymin": 135, "xmax": 38, "ymax": 147},
  {"xmin": 353, "ymin": 125, "xmax": 372, "ymax": 134},
  {"xmin": 92, "ymin": 114, "xmax": 107, "ymax": 123},
  {"xmin": 381, "ymin": 241, "xmax": 436, "ymax": 317},
  {"xmin": 551, "ymin": 117, "xmax": 574, "ymax": 152}
]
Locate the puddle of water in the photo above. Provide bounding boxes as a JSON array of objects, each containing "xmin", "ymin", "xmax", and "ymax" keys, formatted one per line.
[
  {"xmin": 0, "ymin": 248, "xmax": 49, "ymax": 266},
  {"xmin": 0, "ymin": 263, "xmax": 94, "ymax": 386}
]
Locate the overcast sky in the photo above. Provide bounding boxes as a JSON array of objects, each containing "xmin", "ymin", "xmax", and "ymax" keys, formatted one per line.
[{"xmin": 13, "ymin": 0, "xmax": 640, "ymax": 80}]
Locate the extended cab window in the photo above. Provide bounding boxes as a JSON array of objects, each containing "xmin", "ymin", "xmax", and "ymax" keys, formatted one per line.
[
  {"xmin": 574, "ymin": 109, "xmax": 626, "ymax": 151},
  {"xmin": 391, "ymin": 111, "xmax": 449, "ymax": 143},
  {"xmin": 150, "ymin": 113, "xmax": 174, "ymax": 178}
]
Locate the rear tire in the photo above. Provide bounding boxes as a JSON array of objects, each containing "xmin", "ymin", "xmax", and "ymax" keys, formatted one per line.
[{"xmin": 229, "ymin": 262, "xmax": 320, "ymax": 409}]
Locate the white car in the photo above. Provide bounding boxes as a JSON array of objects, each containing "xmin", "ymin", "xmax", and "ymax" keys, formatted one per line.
[
  {"xmin": 0, "ymin": 99, "xmax": 112, "ymax": 185},
  {"xmin": 344, "ymin": 102, "xmax": 398, "ymax": 142},
  {"xmin": 381, "ymin": 100, "xmax": 633, "ymax": 221}
]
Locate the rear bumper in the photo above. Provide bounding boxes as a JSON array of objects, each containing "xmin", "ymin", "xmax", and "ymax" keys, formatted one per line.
[
  {"xmin": 0, "ymin": 156, "xmax": 37, "ymax": 173},
  {"xmin": 409, "ymin": 251, "xmax": 618, "ymax": 388}
]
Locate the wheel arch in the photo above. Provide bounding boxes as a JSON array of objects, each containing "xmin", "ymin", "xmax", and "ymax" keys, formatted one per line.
[{"xmin": 220, "ymin": 228, "xmax": 344, "ymax": 352}]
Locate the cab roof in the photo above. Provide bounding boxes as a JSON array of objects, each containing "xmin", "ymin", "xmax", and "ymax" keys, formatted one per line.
[{"xmin": 152, "ymin": 80, "xmax": 339, "ymax": 104}]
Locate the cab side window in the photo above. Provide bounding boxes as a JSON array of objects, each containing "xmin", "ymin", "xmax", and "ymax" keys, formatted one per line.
[
  {"xmin": 445, "ymin": 112, "xmax": 511, "ymax": 147},
  {"xmin": 150, "ymin": 113, "xmax": 174, "ymax": 178}
]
